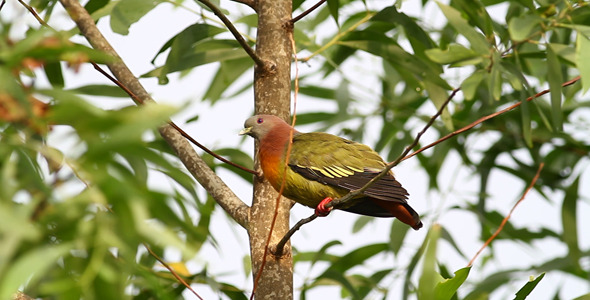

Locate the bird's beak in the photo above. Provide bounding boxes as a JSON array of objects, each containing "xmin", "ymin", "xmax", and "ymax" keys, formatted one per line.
[{"xmin": 239, "ymin": 127, "xmax": 252, "ymax": 136}]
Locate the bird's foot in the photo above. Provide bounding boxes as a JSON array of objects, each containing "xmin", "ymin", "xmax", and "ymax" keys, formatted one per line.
[{"xmin": 314, "ymin": 197, "xmax": 333, "ymax": 217}]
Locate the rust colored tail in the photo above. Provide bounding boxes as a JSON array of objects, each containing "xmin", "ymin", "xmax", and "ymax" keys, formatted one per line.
[{"xmin": 372, "ymin": 199, "xmax": 423, "ymax": 230}]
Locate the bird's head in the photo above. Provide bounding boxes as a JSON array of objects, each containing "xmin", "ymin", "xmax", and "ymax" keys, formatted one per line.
[{"xmin": 240, "ymin": 115, "xmax": 288, "ymax": 141}]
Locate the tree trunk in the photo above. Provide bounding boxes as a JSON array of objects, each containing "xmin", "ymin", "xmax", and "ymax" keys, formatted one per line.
[{"xmin": 248, "ymin": 0, "xmax": 294, "ymax": 298}]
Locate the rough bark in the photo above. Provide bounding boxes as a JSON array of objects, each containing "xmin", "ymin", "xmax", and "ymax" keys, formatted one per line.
[
  {"xmin": 248, "ymin": 0, "xmax": 294, "ymax": 298},
  {"xmin": 58, "ymin": 0, "xmax": 250, "ymax": 228}
]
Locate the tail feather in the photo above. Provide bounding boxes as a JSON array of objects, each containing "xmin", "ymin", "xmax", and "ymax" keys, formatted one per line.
[{"xmin": 371, "ymin": 199, "xmax": 423, "ymax": 230}]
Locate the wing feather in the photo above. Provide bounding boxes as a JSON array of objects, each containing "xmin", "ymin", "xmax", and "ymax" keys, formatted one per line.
[{"xmin": 288, "ymin": 132, "xmax": 409, "ymax": 203}]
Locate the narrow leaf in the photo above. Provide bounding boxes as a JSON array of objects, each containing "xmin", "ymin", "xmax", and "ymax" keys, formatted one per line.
[
  {"xmin": 562, "ymin": 176, "xmax": 581, "ymax": 269},
  {"xmin": 352, "ymin": 216, "xmax": 372, "ymax": 233},
  {"xmin": 461, "ymin": 70, "xmax": 485, "ymax": 101},
  {"xmin": 389, "ymin": 219, "xmax": 410, "ymax": 255},
  {"xmin": 508, "ymin": 14, "xmax": 542, "ymax": 42},
  {"xmin": 418, "ymin": 224, "xmax": 443, "ymax": 300},
  {"xmin": 547, "ymin": 44, "xmax": 563, "ymax": 130},
  {"xmin": 44, "ymin": 61, "xmax": 64, "ymax": 87},
  {"xmin": 514, "ymin": 273, "xmax": 545, "ymax": 300},
  {"xmin": 437, "ymin": 2, "xmax": 490, "ymax": 54},
  {"xmin": 424, "ymin": 80, "xmax": 453, "ymax": 130},
  {"xmin": 425, "ymin": 44, "xmax": 481, "ymax": 65},
  {"xmin": 327, "ymin": 0, "xmax": 339, "ymax": 26},
  {"xmin": 435, "ymin": 267, "xmax": 471, "ymax": 300},
  {"xmin": 67, "ymin": 84, "xmax": 129, "ymax": 97},
  {"xmin": 575, "ymin": 31, "xmax": 590, "ymax": 93},
  {"xmin": 520, "ymin": 89, "xmax": 533, "ymax": 148},
  {"xmin": 0, "ymin": 244, "xmax": 72, "ymax": 300},
  {"xmin": 110, "ymin": 0, "xmax": 162, "ymax": 35},
  {"xmin": 204, "ymin": 57, "xmax": 253, "ymax": 103}
]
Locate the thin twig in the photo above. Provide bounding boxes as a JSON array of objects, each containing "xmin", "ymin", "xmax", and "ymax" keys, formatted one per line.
[
  {"xmin": 0, "ymin": 0, "xmax": 6, "ymax": 12},
  {"xmin": 291, "ymin": 0, "xmax": 327, "ymax": 23},
  {"xmin": 197, "ymin": 0, "xmax": 265, "ymax": 68},
  {"xmin": 275, "ymin": 214, "xmax": 318, "ymax": 255},
  {"xmin": 403, "ymin": 75, "xmax": 581, "ymax": 161},
  {"xmin": 144, "ymin": 244, "xmax": 204, "ymax": 300},
  {"xmin": 18, "ymin": 0, "xmax": 49, "ymax": 26},
  {"xmin": 467, "ymin": 163, "xmax": 544, "ymax": 267}
]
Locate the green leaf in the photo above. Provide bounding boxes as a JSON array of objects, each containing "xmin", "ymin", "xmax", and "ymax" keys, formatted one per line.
[
  {"xmin": 488, "ymin": 51, "xmax": 503, "ymax": 100},
  {"xmin": 372, "ymin": 6, "xmax": 436, "ymax": 53},
  {"xmin": 418, "ymin": 224, "xmax": 443, "ymax": 300},
  {"xmin": 338, "ymin": 40, "xmax": 448, "ymax": 89},
  {"xmin": 145, "ymin": 40, "xmax": 248, "ymax": 79},
  {"xmin": 204, "ymin": 57, "xmax": 253, "ymax": 103},
  {"xmin": 424, "ymin": 80, "xmax": 453, "ymax": 130},
  {"xmin": 150, "ymin": 23, "xmax": 226, "ymax": 65},
  {"xmin": 319, "ymin": 243, "xmax": 389, "ymax": 276},
  {"xmin": 327, "ymin": 0, "xmax": 339, "ymax": 26},
  {"xmin": 44, "ymin": 61, "xmax": 64, "ymax": 87},
  {"xmin": 85, "ymin": 0, "xmax": 109, "ymax": 15},
  {"xmin": 210, "ymin": 148, "xmax": 255, "ymax": 182},
  {"xmin": 562, "ymin": 176, "xmax": 581, "ymax": 270},
  {"xmin": 435, "ymin": 267, "xmax": 471, "ymax": 300},
  {"xmin": 520, "ymin": 89, "xmax": 533, "ymax": 147},
  {"xmin": 0, "ymin": 244, "xmax": 72, "ymax": 300},
  {"xmin": 546, "ymin": 44, "xmax": 563, "ymax": 131},
  {"xmin": 461, "ymin": 70, "xmax": 486, "ymax": 101},
  {"xmin": 389, "ymin": 219, "xmax": 410, "ymax": 255},
  {"xmin": 352, "ymin": 216, "xmax": 372, "ymax": 233},
  {"xmin": 575, "ymin": 30, "xmax": 590, "ymax": 93},
  {"xmin": 110, "ymin": 0, "xmax": 163, "ymax": 35},
  {"xmin": 514, "ymin": 273, "xmax": 545, "ymax": 300},
  {"xmin": 437, "ymin": 2, "xmax": 490, "ymax": 54},
  {"xmin": 312, "ymin": 240, "xmax": 342, "ymax": 267},
  {"xmin": 298, "ymin": 85, "xmax": 336, "ymax": 100},
  {"xmin": 452, "ymin": 0, "xmax": 494, "ymax": 38},
  {"xmin": 425, "ymin": 44, "xmax": 482, "ymax": 66},
  {"xmin": 573, "ymin": 293, "xmax": 590, "ymax": 300},
  {"xmin": 67, "ymin": 84, "xmax": 129, "ymax": 97},
  {"xmin": 295, "ymin": 112, "xmax": 338, "ymax": 125},
  {"xmin": 508, "ymin": 13, "xmax": 542, "ymax": 42}
]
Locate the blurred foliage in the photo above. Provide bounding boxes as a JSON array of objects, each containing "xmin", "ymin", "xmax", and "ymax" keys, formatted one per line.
[{"xmin": 2, "ymin": 0, "xmax": 590, "ymax": 299}]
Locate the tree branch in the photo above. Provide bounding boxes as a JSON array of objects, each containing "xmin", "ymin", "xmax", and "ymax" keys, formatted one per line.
[
  {"xmin": 197, "ymin": 0, "xmax": 265, "ymax": 68},
  {"xmin": 290, "ymin": 0, "xmax": 326, "ymax": 23},
  {"xmin": 58, "ymin": 0, "xmax": 250, "ymax": 228}
]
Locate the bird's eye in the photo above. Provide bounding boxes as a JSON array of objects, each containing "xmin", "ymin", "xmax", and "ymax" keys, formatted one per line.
[{"xmin": 257, "ymin": 118, "xmax": 264, "ymax": 124}]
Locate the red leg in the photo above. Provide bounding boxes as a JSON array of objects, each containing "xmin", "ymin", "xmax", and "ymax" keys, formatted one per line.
[{"xmin": 315, "ymin": 197, "xmax": 333, "ymax": 217}]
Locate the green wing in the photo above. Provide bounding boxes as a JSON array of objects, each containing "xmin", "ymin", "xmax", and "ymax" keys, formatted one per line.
[{"xmin": 288, "ymin": 132, "xmax": 409, "ymax": 203}]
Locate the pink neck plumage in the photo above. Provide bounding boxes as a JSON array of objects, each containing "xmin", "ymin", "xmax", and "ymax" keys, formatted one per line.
[{"xmin": 257, "ymin": 122, "xmax": 298, "ymax": 185}]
